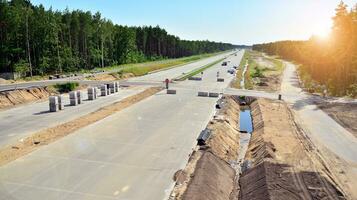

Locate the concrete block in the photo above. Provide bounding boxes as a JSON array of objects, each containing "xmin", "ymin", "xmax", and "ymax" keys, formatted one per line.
[
  {"xmin": 70, "ymin": 98, "xmax": 78, "ymax": 106},
  {"xmin": 209, "ymin": 92, "xmax": 219, "ymax": 98},
  {"xmin": 167, "ymin": 89, "xmax": 177, "ymax": 94},
  {"xmin": 87, "ymin": 87, "xmax": 95, "ymax": 94},
  {"xmin": 69, "ymin": 91, "xmax": 77, "ymax": 99},
  {"xmin": 49, "ymin": 96, "xmax": 59, "ymax": 112},
  {"xmin": 198, "ymin": 92, "xmax": 209, "ymax": 97},
  {"xmin": 101, "ymin": 85, "xmax": 107, "ymax": 96},
  {"xmin": 217, "ymin": 78, "xmax": 225, "ymax": 82},
  {"xmin": 188, "ymin": 77, "xmax": 202, "ymax": 81},
  {"xmin": 77, "ymin": 91, "xmax": 82, "ymax": 104},
  {"xmin": 115, "ymin": 82, "xmax": 119, "ymax": 92},
  {"xmin": 57, "ymin": 95, "xmax": 64, "ymax": 110},
  {"xmin": 88, "ymin": 88, "xmax": 95, "ymax": 100},
  {"xmin": 108, "ymin": 83, "xmax": 116, "ymax": 94}
]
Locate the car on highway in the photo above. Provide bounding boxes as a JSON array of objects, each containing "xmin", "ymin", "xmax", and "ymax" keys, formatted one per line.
[
  {"xmin": 227, "ymin": 68, "xmax": 235, "ymax": 74},
  {"xmin": 222, "ymin": 61, "xmax": 227, "ymax": 66}
]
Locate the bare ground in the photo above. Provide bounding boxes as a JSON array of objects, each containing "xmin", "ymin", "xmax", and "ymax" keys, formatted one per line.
[
  {"xmin": 86, "ymin": 72, "xmax": 135, "ymax": 81},
  {"xmin": 240, "ymin": 98, "xmax": 346, "ymax": 200},
  {"xmin": 0, "ymin": 87, "xmax": 162, "ymax": 166},
  {"xmin": 317, "ymin": 101, "xmax": 357, "ymax": 137},
  {"xmin": 0, "ymin": 87, "xmax": 57, "ymax": 110},
  {"xmin": 251, "ymin": 52, "xmax": 284, "ymax": 92}
]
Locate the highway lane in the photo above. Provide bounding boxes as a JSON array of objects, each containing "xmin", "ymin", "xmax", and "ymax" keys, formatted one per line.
[
  {"xmin": 0, "ymin": 86, "xmax": 149, "ymax": 147},
  {"xmin": 0, "ymin": 50, "xmax": 243, "ymax": 200},
  {"xmin": 0, "ymin": 51, "xmax": 233, "ymax": 92},
  {"xmin": 0, "ymin": 51, "xmax": 231, "ymax": 148},
  {"xmin": 129, "ymin": 51, "xmax": 233, "ymax": 82}
]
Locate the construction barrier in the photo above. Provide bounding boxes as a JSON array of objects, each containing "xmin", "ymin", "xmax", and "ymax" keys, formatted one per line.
[
  {"xmin": 49, "ymin": 96, "xmax": 59, "ymax": 112},
  {"xmin": 167, "ymin": 89, "xmax": 177, "ymax": 94},
  {"xmin": 217, "ymin": 78, "xmax": 225, "ymax": 82},
  {"xmin": 188, "ymin": 77, "xmax": 202, "ymax": 81},
  {"xmin": 69, "ymin": 91, "xmax": 78, "ymax": 106},
  {"xmin": 198, "ymin": 91, "xmax": 209, "ymax": 97},
  {"xmin": 209, "ymin": 92, "xmax": 219, "ymax": 98}
]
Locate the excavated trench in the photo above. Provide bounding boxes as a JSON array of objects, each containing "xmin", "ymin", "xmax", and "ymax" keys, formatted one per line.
[{"xmin": 170, "ymin": 95, "xmax": 346, "ymax": 200}]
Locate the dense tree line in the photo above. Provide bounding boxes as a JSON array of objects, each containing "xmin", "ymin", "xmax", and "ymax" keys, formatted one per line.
[
  {"xmin": 253, "ymin": 2, "xmax": 357, "ymax": 96},
  {"xmin": 0, "ymin": 0, "xmax": 235, "ymax": 76}
]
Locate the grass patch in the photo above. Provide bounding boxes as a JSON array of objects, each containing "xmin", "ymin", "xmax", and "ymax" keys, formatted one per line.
[
  {"xmin": 232, "ymin": 50, "xmax": 285, "ymax": 89},
  {"xmin": 54, "ymin": 82, "xmax": 79, "ymax": 93},
  {"xmin": 177, "ymin": 58, "xmax": 225, "ymax": 81},
  {"xmin": 232, "ymin": 51, "xmax": 249, "ymax": 89},
  {"xmin": 94, "ymin": 52, "xmax": 227, "ymax": 77}
]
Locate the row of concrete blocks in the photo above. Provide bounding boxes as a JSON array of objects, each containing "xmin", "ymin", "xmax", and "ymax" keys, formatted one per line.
[
  {"xmin": 166, "ymin": 90, "xmax": 219, "ymax": 98},
  {"xmin": 187, "ymin": 77, "xmax": 224, "ymax": 82},
  {"xmin": 197, "ymin": 91, "xmax": 220, "ymax": 98},
  {"xmin": 49, "ymin": 81, "xmax": 120, "ymax": 112}
]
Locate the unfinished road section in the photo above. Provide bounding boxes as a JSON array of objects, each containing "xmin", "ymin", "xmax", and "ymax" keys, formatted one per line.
[{"xmin": 0, "ymin": 51, "xmax": 243, "ymax": 199}]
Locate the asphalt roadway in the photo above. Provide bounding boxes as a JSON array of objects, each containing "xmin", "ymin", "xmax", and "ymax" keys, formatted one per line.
[{"xmin": 0, "ymin": 51, "xmax": 243, "ymax": 199}]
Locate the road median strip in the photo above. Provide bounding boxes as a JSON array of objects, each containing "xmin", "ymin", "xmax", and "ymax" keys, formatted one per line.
[
  {"xmin": 0, "ymin": 87, "xmax": 162, "ymax": 166},
  {"xmin": 175, "ymin": 58, "xmax": 225, "ymax": 81}
]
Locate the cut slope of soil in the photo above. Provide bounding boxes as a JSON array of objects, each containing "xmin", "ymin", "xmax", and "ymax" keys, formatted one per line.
[
  {"xmin": 0, "ymin": 87, "xmax": 56, "ymax": 110},
  {"xmin": 182, "ymin": 151, "xmax": 235, "ymax": 200}
]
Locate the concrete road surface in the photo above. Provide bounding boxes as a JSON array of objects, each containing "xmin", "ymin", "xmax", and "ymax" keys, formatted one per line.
[
  {"xmin": 0, "ymin": 87, "xmax": 149, "ymax": 147},
  {"xmin": 0, "ymin": 51, "xmax": 243, "ymax": 199},
  {"xmin": 0, "ymin": 51, "xmax": 233, "ymax": 92}
]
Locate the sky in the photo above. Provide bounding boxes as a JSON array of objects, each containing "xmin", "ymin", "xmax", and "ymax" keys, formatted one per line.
[{"xmin": 31, "ymin": 0, "xmax": 356, "ymax": 45}]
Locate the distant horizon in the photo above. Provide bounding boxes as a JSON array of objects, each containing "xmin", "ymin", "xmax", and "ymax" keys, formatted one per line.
[{"xmin": 31, "ymin": 0, "xmax": 356, "ymax": 45}]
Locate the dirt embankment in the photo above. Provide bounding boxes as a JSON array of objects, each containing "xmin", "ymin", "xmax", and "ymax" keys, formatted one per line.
[
  {"xmin": 171, "ymin": 96, "xmax": 241, "ymax": 200},
  {"xmin": 0, "ymin": 87, "xmax": 161, "ymax": 166},
  {"xmin": 0, "ymin": 87, "xmax": 56, "ymax": 110},
  {"xmin": 317, "ymin": 101, "xmax": 357, "ymax": 137},
  {"xmin": 240, "ymin": 99, "xmax": 346, "ymax": 200},
  {"xmin": 86, "ymin": 72, "xmax": 135, "ymax": 81}
]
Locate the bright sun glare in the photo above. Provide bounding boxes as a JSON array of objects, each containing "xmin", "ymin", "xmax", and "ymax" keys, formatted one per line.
[{"xmin": 312, "ymin": 27, "xmax": 331, "ymax": 40}]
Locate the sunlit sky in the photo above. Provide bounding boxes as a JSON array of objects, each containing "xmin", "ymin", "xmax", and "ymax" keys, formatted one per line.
[{"xmin": 31, "ymin": 0, "xmax": 356, "ymax": 45}]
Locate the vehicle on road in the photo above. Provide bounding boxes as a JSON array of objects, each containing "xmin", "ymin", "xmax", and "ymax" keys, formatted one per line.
[
  {"xmin": 227, "ymin": 69, "xmax": 235, "ymax": 74},
  {"xmin": 222, "ymin": 61, "xmax": 227, "ymax": 66}
]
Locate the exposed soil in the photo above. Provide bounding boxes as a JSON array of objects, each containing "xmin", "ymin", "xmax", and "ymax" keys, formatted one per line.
[
  {"xmin": 317, "ymin": 102, "xmax": 357, "ymax": 137},
  {"xmin": 170, "ymin": 96, "xmax": 240, "ymax": 200},
  {"xmin": 251, "ymin": 74, "xmax": 281, "ymax": 92},
  {"xmin": 0, "ymin": 78, "xmax": 10, "ymax": 84},
  {"xmin": 86, "ymin": 73, "xmax": 118, "ymax": 81},
  {"xmin": 0, "ymin": 87, "xmax": 162, "ymax": 166},
  {"xmin": 0, "ymin": 87, "xmax": 57, "ymax": 110},
  {"xmin": 182, "ymin": 151, "xmax": 236, "ymax": 200},
  {"xmin": 240, "ymin": 98, "xmax": 346, "ymax": 200},
  {"xmin": 251, "ymin": 52, "xmax": 283, "ymax": 92},
  {"xmin": 86, "ymin": 72, "xmax": 135, "ymax": 81}
]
